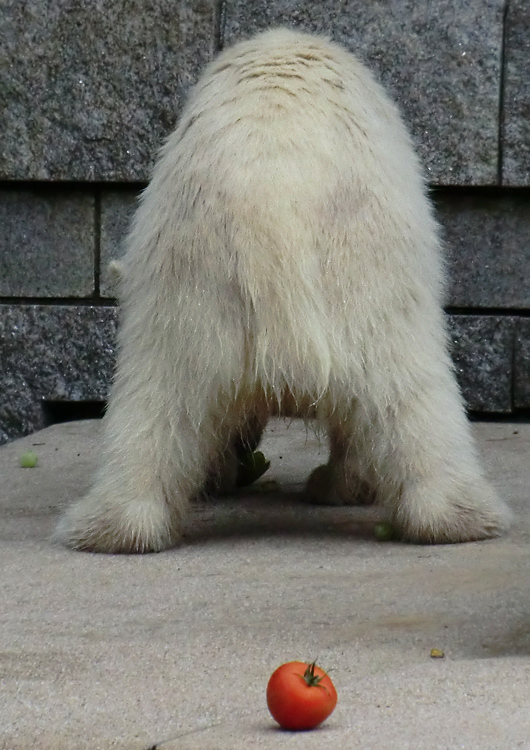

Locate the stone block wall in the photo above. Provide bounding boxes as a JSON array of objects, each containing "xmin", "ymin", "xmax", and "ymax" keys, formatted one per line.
[{"xmin": 1, "ymin": 0, "xmax": 529, "ymax": 443}]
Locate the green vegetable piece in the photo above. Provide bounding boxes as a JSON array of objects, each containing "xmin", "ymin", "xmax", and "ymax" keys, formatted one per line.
[
  {"xmin": 374, "ymin": 521, "xmax": 395, "ymax": 541},
  {"xmin": 20, "ymin": 451, "xmax": 38, "ymax": 468},
  {"xmin": 236, "ymin": 450, "xmax": 271, "ymax": 487}
]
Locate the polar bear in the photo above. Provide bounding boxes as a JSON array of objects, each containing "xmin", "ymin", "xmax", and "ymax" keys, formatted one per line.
[{"xmin": 54, "ymin": 28, "xmax": 510, "ymax": 552}]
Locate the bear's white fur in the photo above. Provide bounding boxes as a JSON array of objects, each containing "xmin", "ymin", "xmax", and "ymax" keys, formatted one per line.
[{"xmin": 54, "ymin": 28, "xmax": 511, "ymax": 552}]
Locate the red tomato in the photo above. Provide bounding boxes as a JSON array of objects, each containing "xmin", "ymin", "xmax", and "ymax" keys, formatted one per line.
[{"xmin": 266, "ymin": 660, "xmax": 338, "ymax": 731}]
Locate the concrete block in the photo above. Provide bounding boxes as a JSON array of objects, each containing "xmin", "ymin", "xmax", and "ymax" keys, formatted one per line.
[
  {"xmin": 436, "ymin": 191, "xmax": 530, "ymax": 308},
  {"xmin": 448, "ymin": 315, "xmax": 515, "ymax": 413},
  {"xmin": 503, "ymin": 0, "xmax": 530, "ymax": 186},
  {"xmin": 98, "ymin": 190, "xmax": 530, "ymax": 307},
  {"xmin": 0, "ymin": 305, "xmax": 521, "ymax": 445},
  {"xmin": 0, "ymin": 305, "xmax": 117, "ymax": 444},
  {"xmin": 100, "ymin": 188, "xmax": 141, "ymax": 297},
  {"xmin": 0, "ymin": 188, "xmax": 95, "ymax": 297},
  {"xmin": 0, "ymin": 0, "xmax": 217, "ymax": 181},
  {"xmin": 222, "ymin": 0, "xmax": 504, "ymax": 185},
  {"xmin": 514, "ymin": 319, "xmax": 530, "ymax": 409}
]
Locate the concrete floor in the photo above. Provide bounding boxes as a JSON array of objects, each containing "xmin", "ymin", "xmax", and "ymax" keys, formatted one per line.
[{"xmin": 1, "ymin": 418, "xmax": 529, "ymax": 750}]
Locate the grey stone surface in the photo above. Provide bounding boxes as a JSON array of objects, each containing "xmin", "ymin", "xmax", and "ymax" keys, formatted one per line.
[
  {"xmin": 100, "ymin": 188, "xmax": 141, "ymax": 297},
  {"xmin": 223, "ymin": 0, "xmax": 504, "ymax": 185},
  {"xmin": 448, "ymin": 315, "xmax": 515, "ymax": 413},
  {"xmin": 503, "ymin": 0, "xmax": 530, "ymax": 186},
  {"xmin": 436, "ymin": 191, "xmax": 530, "ymax": 308},
  {"xmin": 1, "ymin": 418, "xmax": 530, "ymax": 749},
  {"xmin": 97, "ymin": 184, "xmax": 530, "ymax": 305},
  {"xmin": 0, "ymin": 305, "xmax": 521, "ymax": 445},
  {"xmin": 0, "ymin": 0, "xmax": 217, "ymax": 181},
  {"xmin": 0, "ymin": 188, "xmax": 95, "ymax": 297},
  {"xmin": 0, "ymin": 305, "xmax": 117, "ymax": 444},
  {"xmin": 514, "ymin": 319, "xmax": 530, "ymax": 409}
]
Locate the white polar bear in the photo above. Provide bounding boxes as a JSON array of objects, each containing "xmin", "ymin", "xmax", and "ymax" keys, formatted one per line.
[{"xmin": 54, "ymin": 28, "xmax": 511, "ymax": 552}]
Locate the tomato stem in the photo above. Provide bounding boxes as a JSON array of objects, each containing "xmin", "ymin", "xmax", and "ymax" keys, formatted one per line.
[{"xmin": 300, "ymin": 661, "xmax": 326, "ymax": 688}]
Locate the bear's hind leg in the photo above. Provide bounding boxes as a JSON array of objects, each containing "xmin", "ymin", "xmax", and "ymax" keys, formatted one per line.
[
  {"xmin": 306, "ymin": 406, "xmax": 377, "ymax": 506},
  {"xmin": 53, "ymin": 371, "xmax": 228, "ymax": 553},
  {"xmin": 54, "ymin": 289, "xmax": 248, "ymax": 553},
  {"xmin": 364, "ymin": 365, "xmax": 511, "ymax": 543}
]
